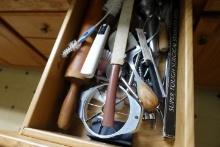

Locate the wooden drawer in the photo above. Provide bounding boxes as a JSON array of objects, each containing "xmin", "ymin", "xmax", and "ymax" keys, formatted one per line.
[
  {"xmin": 12, "ymin": 0, "xmax": 194, "ymax": 146},
  {"xmin": 0, "ymin": 20, "xmax": 46, "ymax": 68},
  {"xmin": 0, "ymin": 0, "xmax": 70, "ymax": 12},
  {"xmin": 194, "ymin": 16, "xmax": 220, "ymax": 87},
  {"xmin": 0, "ymin": 12, "xmax": 66, "ymax": 38}
]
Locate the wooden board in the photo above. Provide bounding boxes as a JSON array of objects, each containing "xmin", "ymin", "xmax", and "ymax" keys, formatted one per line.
[
  {"xmin": 0, "ymin": 20, "xmax": 46, "ymax": 68},
  {"xmin": 0, "ymin": 0, "xmax": 70, "ymax": 12},
  {"xmin": 204, "ymin": 0, "xmax": 220, "ymax": 11},
  {"xmin": 21, "ymin": 128, "xmax": 113, "ymax": 147},
  {"xmin": 27, "ymin": 38, "xmax": 55, "ymax": 58},
  {"xmin": 194, "ymin": 16, "xmax": 220, "ymax": 88},
  {"xmin": 1, "ymin": 12, "xmax": 66, "ymax": 38},
  {"xmin": 0, "ymin": 131, "xmax": 65, "ymax": 147},
  {"xmin": 192, "ymin": 0, "xmax": 207, "ymax": 27},
  {"xmin": 175, "ymin": 0, "xmax": 194, "ymax": 146},
  {"xmin": 0, "ymin": 58, "xmax": 7, "ymax": 65}
]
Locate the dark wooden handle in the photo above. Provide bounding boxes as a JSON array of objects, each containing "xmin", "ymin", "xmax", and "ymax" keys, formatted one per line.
[
  {"xmin": 103, "ymin": 64, "xmax": 120, "ymax": 127},
  {"xmin": 58, "ymin": 82, "xmax": 80, "ymax": 130}
]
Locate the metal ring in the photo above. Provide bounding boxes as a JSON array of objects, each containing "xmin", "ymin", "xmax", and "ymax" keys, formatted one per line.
[{"xmin": 78, "ymin": 83, "xmax": 143, "ymax": 139}]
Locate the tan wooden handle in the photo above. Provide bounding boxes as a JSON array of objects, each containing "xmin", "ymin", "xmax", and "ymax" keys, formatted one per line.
[
  {"xmin": 58, "ymin": 82, "xmax": 80, "ymax": 130},
  {"xmin": 137, "ymin": 80, "xmax": 159, "ymax": 112},
  {"xmin": 103, "ymin": 65, "xmax": 120, "ymax": 127},
  {"xmin": 159, "ymin": 21, "xmax": 169, "ymax": 52},
  {"xmin": 158, "ymin": 55, "xmax": 167, "ymax": 80}
]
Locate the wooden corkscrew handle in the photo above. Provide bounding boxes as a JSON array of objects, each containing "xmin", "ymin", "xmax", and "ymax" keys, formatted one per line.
[
  {"xmin": 57, "ymin": 0, "xmax": 104, "ymax": 130},
  {"xmin": 137, "ymin": 80, "xmax": 159, "ymax": 112}
]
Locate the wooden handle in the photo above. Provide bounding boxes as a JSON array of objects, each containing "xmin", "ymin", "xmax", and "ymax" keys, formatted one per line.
[
  {"xmin": 137, "ymin": 80, "xmax": 159, "ymax": 112},
  {"xmin": 65, "ymin": 0, "xmax": 104, "ymax": 79},
  {"xmin": 159, "ymin": 21, "xmax": 169, "ymax": 52},
  {"xmin": 103, "ymin": 65, "xmax": 120, "ymax": 127},
  {"xmin": 58, "ymin": 82, "xmax": 80, "ymax": 130},
  {"xmin": 58, "ymin": 0, "xmax": 104, "ymax": 130},
  {"xmin": 158, "ymin": 54, "xmax": 167, "ymax": 80},
  {"xmin": 65, "ymin": 41, "xmax": 93, "ymax": 79}
]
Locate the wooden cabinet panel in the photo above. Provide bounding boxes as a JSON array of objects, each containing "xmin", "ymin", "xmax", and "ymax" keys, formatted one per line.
[
  {"xmin": 0, "ymin": 0, "xmax": 70, "ymax": 11},
  {"xmin": 0, "ymin": 131, "xmax": 65, "ymax": 146},
  {"xmin": 204, "ymin": 0, "xmax": 220, "ymax": 11},
  {"xmin": 1, "ymin": 13, "xmax": 65, "ymax": 38},
  {"xmin": 192, "ymin": 0, "xmax": 207, "ymax": 26},
  {"xmin": 27, "ymin": 38, "xmax": 55, "ymax": 58},
  {"xmin": 0, "ymin": 21, "xmax": 46, "ymax": 68},
  {"xmin": 194, "ymin": 16, "xmax": 220, "ymax": 87},
  {"xmin": 0, "ymin": 58, "xmax": 7, "ymax": 65}
]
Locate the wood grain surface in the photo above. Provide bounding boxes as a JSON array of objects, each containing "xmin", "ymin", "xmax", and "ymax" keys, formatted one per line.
[
  {"xmin": 0, "ymin": 20, "xmax": 46, "ymax": 68},
  {"xmin": 175, "ymin": 0, "xmax": 195, "ymax": 146},
  {"xmin": 194, "ymin": 16, "xmax": 220, "ymax": 88},
  {"xmin": 204, "ymin": 0, "xmax": 220, "ymax": 11},
  {"xmin": 1, "ymin": 12, "xmax": 65, "ymax": 38},
  {"xmin": 27, "ymin": 38, "xmax": 55, "ymax": 57},
  {"xmin": 0, "ymin": 130, "xmax": 65, "ymax": 147},
  {"xmin": 192, "ymin": 0, "xmax": 207, "ymax": 27},
  {"xmin": 0, "ymin": 0, "xmax": 70, "ymax": 12}
]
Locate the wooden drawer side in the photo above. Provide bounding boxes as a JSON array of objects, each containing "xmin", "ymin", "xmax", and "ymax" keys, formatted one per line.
[
  {"xmin": 175, "ymin": 0, "xmax": 194, "ymax": 146},
  {"xmin": 21, "ymin": 0, "xmax": 88, "ymax": 129}
]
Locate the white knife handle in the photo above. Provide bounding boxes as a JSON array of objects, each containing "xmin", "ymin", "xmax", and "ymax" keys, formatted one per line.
[{"xmin": 81, "ymin": 24, "xmax": 110, "ymax": 78}]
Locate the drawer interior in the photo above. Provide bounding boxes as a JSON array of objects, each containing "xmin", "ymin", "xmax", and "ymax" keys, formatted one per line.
[{"xmin": 20, "ymin": 0, "xmax": 194, "ymax": 146}]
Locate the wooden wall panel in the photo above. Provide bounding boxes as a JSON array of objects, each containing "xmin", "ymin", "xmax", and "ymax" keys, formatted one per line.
[
  {"xmin": 0, "ymin": 0, "xmax": 70, "ymax": 12},
  {"xmin": 204, "ymin": 0, "xmax": 220, "ymax": 11},
  {"xmin": 1, "ymin": 13, "xmax": 65, "ymax": 38},
  {"xmin": 193, "ymin": 0, "xmax": 207, "ymax": 27},
  {"xmin": 27, "ymin": 38, "xmax": 55, "ymax": 58},
  {"xmin": 0, "ymin": 21, "xmax": 46, "ymax": 68},
  {"xmin": 194, "ymin": 16, "xmax": 220, "ymax": 87}
]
